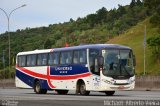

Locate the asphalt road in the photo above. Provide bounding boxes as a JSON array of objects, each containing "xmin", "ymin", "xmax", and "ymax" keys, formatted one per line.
[{"xmin": 0, "ymin": 88, "xmax": 160, "ymax": 106}]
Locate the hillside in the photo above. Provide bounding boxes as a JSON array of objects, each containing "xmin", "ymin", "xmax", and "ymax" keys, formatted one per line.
[
  {"xmin": 0, "ymin": 0, "xmax": 160, "ymax": 78},
  {"xmin": 108, "ymin": 18, "xmax": 160, "ymax": 75},
  {"xmin": 0, "ymin": 1, "xmax": 147, "ymax": 68}
]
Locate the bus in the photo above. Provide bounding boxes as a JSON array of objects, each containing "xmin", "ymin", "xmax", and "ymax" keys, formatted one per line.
[{"xmin": 15, "ymin": 44, "xmax": 136, "ymax": 96}]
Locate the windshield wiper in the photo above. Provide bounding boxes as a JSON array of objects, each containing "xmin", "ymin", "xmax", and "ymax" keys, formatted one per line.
[{"xmin": 120, "ymin": 64, "xmax": 132, "ymax": 77}]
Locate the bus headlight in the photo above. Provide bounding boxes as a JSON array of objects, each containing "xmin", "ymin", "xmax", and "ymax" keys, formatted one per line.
[{"xmin": 128, "ymin": 77, "xmax": 135, "ymax": 84}]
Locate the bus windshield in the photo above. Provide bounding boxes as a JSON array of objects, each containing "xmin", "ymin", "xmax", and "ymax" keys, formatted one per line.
[{"xmin": 103, "ymin": 49, "xmax": 134, "ymax": 79}]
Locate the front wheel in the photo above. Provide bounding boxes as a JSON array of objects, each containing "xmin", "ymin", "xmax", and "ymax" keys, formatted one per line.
[
  {"xmin": 105, "ymin": 91, "xmax": 115, "ymax": 96},
  {"xmin": 79, "ymin": 82, "xmax": 90, "ymax": 96},
  {"xmin": 34, "ymin": 81, "xmax": 47, "ymax": 94}
]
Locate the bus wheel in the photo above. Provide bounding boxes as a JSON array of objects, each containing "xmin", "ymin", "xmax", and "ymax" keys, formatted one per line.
[
  {"xmin": 34, "ymin": 80, "xmax": 47, "ymax": 94},
  {"xmin": 105, "ymin": 91, "xmax": 115, "ymax": 96},
  {"xmin": 56, "ymin": 90, "xmax": 69, "ymax": 95},
  {"xmin": 79, "ymin": 82, "xmax": 90, "ymax": 96}
]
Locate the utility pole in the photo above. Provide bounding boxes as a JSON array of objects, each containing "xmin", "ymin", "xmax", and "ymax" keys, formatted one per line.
[
  {"xmin": 2, "ymin": 50, "xmax": 5, "ymax": 88},
  {"xmin": 0, "ymin": 4, "xmax": 26, "ymax": 71},
  {"xmin": 143, "ymin": 25, "xmax": 146, "ymax": 75}
]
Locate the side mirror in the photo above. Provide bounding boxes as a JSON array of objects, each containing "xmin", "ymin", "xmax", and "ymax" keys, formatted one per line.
[
  {"xmin": 97, "ymin": 56, "xmax": 104, "ymax": 68},
  {"xmin": 133, "ymin": 55, "xmax": 136, "ymax": 66}
]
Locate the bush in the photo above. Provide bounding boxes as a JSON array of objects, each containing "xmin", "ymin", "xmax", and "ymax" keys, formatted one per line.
[{"xmin": 0, "ymin": 67, "xmax": 15, "ymax": 79}]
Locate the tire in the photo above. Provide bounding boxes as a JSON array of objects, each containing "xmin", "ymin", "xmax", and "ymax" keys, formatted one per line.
[
  {"xmin": 105, "ymin": 91, "xmax": 115, "ymax": 96},
  {"xmin": 79, "ymin": 82, "xmax": 90, "ymax": 96},
  {"xmin": 56, "ymin": 90, "xmax": 69, "ymax": 95},
  {"xmin": 34, "ymin": 80, "xmax": 47, "ymax": 94}
]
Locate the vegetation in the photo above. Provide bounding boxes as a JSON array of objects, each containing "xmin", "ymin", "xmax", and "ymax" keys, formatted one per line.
[{"xmin": 0, "ymin": 0, "xmax": 160, "ymax": 78}]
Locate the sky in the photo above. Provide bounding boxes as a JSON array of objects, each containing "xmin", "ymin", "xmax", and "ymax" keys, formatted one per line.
[{"xmin": 0, "ymin": 0, "xmax": 131, "ymax": 34}]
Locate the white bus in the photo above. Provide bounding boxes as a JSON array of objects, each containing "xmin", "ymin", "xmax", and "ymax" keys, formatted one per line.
[{"xmin": 16, "ymin": 44, "xmax": 136, "ymax": 96}]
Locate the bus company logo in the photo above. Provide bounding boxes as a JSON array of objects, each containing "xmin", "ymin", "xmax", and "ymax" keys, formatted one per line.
[{"xmin": 55, "ymin": 66, "xmax": 72, "ymax": 71}]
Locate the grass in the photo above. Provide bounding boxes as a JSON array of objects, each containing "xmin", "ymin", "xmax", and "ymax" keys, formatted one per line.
[{"xmin": 107, "ymin": 18, "xmax": 160, "ymax": 75}]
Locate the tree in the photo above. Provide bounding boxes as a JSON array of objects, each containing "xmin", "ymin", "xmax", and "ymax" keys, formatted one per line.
[
  {"xmin": 44, "ymin": 39, "xmax": 52, "ymax": 49},
  {"xmin": 136, "ymin": 0, "xmax": 143, "ymax": 6},
  {"xmin": 144, "ymin": 0, "xmax": 160, "ymax": 26},
  {"xmin": 86, "ymin": 14, "xmax": 97, "ymax": 27},
  {"xmin": 147, "ymin": 35, "xmax": 160, "ymax": 61},
  {"xmin": 130, "ymin": 0, "xmax": 136, "ymax": 8},
  {"xmin": 118, "ymin": 4, "xmax": 126, "ymax": 16},
  {"xmin": 96, "ymin": 7, "xmax": 108, "ymax": 23}
]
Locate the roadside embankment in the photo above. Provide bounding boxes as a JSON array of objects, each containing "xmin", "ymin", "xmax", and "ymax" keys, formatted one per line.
[
  {"xmin": 0, "ymin": 79, "xmax": 15, "ymax": 88},
  {"xmin": 135, "ymin": 76, "xmax": 160, "ymax": 91}
]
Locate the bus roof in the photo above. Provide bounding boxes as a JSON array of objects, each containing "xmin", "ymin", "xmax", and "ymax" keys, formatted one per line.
[{"xmin": 17, "ymin": 44, "xmax": 131, "ymax": 55}]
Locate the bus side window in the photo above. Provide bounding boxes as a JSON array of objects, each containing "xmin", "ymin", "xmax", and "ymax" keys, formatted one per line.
[
  {"xmin": 73, "ymin": 50, "xmax": 86, "ymax": 64},
  {"xmin": 31, "ymin": 54, "xmax": 36, "ymax": 66},
  {"xmin": 79, "ymin": 50, "xmax": 86, "ymax": 64},
  {"xmin": 48, "ymin": 53, "xmax": 54, "ymax": 65},
  {"xmin": 54, "ymin": 52, "xmax": 59, "ymax": 65},
  {"xmin": 18, "ymin": 56, "xmax": 21, "ymax": 66},
  {"xmin": 60, "ymin": 51, "xmax": 72, "ymax": 65},
  {"xmin": 37, "ymin": 53, "xmax": 48, "ymax": 66},
  {"xmin": 18, "ymin": 55, "xmax": 26, "ymax": 67},
  {"xmin": 60, "ymin": 52, "xmax": 65, "ymax": 64},
  {"xmin": 27, "ymin": 55, "xmax": 31, "ymax": 66},
  {"xmin": 73, "ymin": 51, "xmax": 79, "ymax": 64},
  {"xmin": 48, "ymin": 52, "xmax": 59, "ymax": 65},
  {"xmin": 37, "ymin": 54, "xmax": 42, "ymax": 65}
]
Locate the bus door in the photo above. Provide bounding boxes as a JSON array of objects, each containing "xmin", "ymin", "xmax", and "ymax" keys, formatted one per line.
[{"xmin": 89, "ymin": 49, "xmax": 101, "ymax": 90}]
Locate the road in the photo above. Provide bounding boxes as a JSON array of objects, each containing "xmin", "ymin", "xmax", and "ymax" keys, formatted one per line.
[{"xmin": 0, "ymin": 88, "xmax": 160, "ymax": 106}]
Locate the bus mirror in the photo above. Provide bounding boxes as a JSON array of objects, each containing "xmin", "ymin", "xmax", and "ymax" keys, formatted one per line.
[
  {"xmin": 133, "ymin": 55, "xmax": 136, "ymax": 66},
  {"xmin": 98, "ymin": 56, "xmax": 104, "ymax": 67}
]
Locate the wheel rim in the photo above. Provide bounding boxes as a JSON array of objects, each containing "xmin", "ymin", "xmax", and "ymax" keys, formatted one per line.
[
  {"xmin": 80, "ymin": 84, "xmax": 86, "ymax": 94},
  {"xmin": 36, "ymin": 83, "xmax": 40, "ymax": 93}
]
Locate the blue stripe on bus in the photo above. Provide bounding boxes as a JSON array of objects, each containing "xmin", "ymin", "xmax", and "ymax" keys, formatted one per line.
[
  {"xmin": 16, "ymin": 69, "xmax": 50, "ymax": 89},
  {"xmin": 50, "ymin": 64, "xmax": 89, "ymax": 75}
]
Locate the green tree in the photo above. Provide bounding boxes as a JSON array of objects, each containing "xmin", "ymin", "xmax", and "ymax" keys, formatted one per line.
[
  {"xmin": 44, "ymin": 39, "xmax": 52, "ymax": 49},
  {"xmin": 147, "ymin": 35, "xmax": 160, "ymax": 61},
  {"xmin": 136, "ymin": 0, "xmax": 143, "ymax": 6},
  {"xmin": 130, "ymin": 0, "xmax": 136, "ymax": 8}
]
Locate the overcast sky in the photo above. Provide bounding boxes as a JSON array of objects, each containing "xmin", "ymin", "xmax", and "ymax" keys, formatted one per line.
[{"xmin": 0, "ymin": 0, "xmax": 131, "ymax": 34}]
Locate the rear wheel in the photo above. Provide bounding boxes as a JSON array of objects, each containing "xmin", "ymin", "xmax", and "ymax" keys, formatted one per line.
[
  {"xmin": 105, "ymin": 91, "xmax": 115, "ymax": 96},
  {"xmin": 79, "ymin": 82, "xmax": 90, "ymax": 96},
  {"xmin": 56, "ymin": 90, "xmax": 69, "ymax": 95},
  {"xmin": 34, "ymin": 80, "xmax": 47, "ymax": 94}
]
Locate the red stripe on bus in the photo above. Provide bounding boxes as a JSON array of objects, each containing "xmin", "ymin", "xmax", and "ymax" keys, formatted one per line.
[
  {"xmin": 17, "ymin": 67, "xmax": 47, "ymax": 79},
  {"xmin": 47, "ymin": 66, "xmax": 56, "ymax": 88}
]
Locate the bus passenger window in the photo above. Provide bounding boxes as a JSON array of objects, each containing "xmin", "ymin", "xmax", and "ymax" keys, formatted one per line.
[
  {"xmin": 48, "ymin": 52, "xmax": 59, "ymax": 65},
  {"xmin": 37, "ymin": 54, "xmax": 48, "ymax": 66},
  {"xmin": 42, "ymin": 54, "xmax": 47, "ymax": 65},
  {"xmin": 54, "ymin": 53, "xmax": 59, "ymax": 65},
  {"xmin": 37, "ymin": 54, "xmax": 42, "ymax": 65},
  {"xmin": 48, "ymin": 53, "xmax": 53, "ymax": 65},
  {"xmin": 79, "ymin": 50, "xmax": 86, "ymax": 64},
  {"xmin": 18, "ymin": 56, "xmax": 26, "ymax": 67},
  {"xmin": 31, "ymin": 55, "xmax": 36, "ymax": 66},
  {"xmin": 60, "ymin": 51, "xmax": 72, "ymax": 64},
  {"xmin": 27, "ymin": 55, "xmax": 31, "ymax": 66},
  {"xmin": 73, "ymin": 51, "xmax": 79, "ymax": 64}
]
